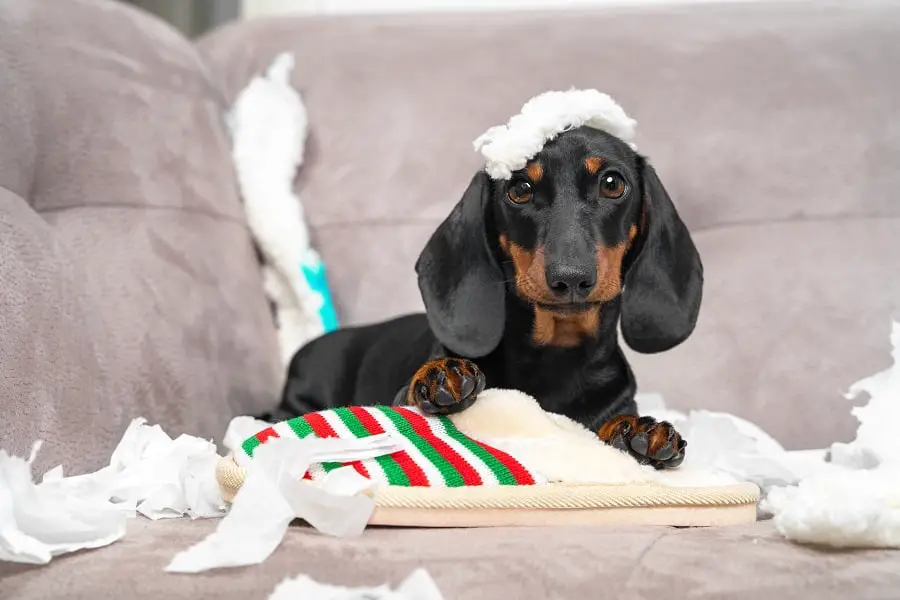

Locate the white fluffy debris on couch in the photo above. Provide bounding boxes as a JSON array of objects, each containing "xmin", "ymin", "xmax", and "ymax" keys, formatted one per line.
[
  {"xmin": 759, "ymin": 320, "xmax": 900, "ymax": 549},
  {"xmin": 228, "ymin": 52, "xmax": 339, "ymax": 369},
  {"xmin": 473, "ymin": 88, "xmax": 638, "ymax": 180},
  {"xmin": 0, "ymin": 416, "xmax": 404, "ymax": 568},
  {"xmin": 0, "ymin": 418, "xmax": 226, "ymax": 565},
  {"xmin": 267, "ymin": 568, "xmax": 443, "ymax": 600}
]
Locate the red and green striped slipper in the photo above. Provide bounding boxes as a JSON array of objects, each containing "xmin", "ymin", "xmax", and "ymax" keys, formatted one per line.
[
  {"xmin": 237, "ymin": 405, "xmax": 544, "ymax": 488},
  {"xmin": 214, "ymin": 397, "xmax": 760, "ymax": 528}
]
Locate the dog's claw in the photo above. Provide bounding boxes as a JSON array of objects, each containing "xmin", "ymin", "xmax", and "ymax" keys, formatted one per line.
[
  {"xmin": 629, "ymin": 432, "xmax": 649, "ymax": 455},
  {"xmin": 610, "ymin": 433, "xmax": 628, "ymax": 452},
  {"xmin": 653, "ymin": 441, "xmax": 676, "ymax": 461},
  {"xmin": 666, "ymin": 451, "xmax": 685, "ymax": 468},
  {"xmin": 433, "ymin": 387, "xmax": 457, "ymax": 407},
  {"xmin": 407, "ymin": 358, "xmax": 484, "ymax": 415},
  {"xmin": 459, "ymin": 373, "xmax": 476, "ymax": 399}
]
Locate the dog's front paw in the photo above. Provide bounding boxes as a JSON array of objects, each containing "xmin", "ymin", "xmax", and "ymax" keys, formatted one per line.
[
  {"xmin": 407, "ymin": 358, "xmax": 486, "ymax": 415},
  {"xmin": 598, "ymin": 415, "xmax": 687, "ymax": 470}
]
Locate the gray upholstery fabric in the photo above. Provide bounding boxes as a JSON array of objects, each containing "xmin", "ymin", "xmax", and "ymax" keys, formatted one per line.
[
  {"xmin": 197, "ymin": 0, "xmax": 900, "ymax": 450},
  {"xmin": 0, "ymin": 0, "xmax": 282, "ymax": 476},
  {"xmin": 2, "ymin": 518, "xmax": 899, "ymax": 600}
]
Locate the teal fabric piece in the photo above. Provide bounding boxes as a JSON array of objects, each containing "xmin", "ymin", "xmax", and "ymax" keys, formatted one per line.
[{"xmin": 301, "ymin": 251, "xmax": 339, "ymax": 333}]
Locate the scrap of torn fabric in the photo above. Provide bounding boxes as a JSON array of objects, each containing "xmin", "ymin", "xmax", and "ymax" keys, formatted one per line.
[
  {"xmin": 760, "ymin": 320, "xmax": 900, "ymax": 549},
  {"xmin": 0, "ymin": 419, "xmax": 225, "ymax": 565}
]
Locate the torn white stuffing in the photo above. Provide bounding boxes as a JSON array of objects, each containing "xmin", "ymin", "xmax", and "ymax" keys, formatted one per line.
[
  {"xmin": 473, "ymin": 88, "xmax": 638, "ymax": 180},
  {"xmin": 267, "ymin": 568, "xmax": 445, "ymax": 600},
  {"xmin": 759, "ymin": 320, "xmax": 900, "ymax": 548}
]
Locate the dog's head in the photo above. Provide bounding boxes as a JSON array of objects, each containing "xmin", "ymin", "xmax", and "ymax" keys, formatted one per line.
[{"xmin": 416, "ymin": 126, "xmax": 703, "ymax": 358}]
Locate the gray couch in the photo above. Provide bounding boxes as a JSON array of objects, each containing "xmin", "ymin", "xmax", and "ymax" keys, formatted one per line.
[{"xmin": 1, "ymin": 0, "xmax": 899, "ymax": 598}]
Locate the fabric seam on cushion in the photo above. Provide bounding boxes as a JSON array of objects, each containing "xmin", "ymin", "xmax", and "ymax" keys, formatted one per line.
[
  {"xmin": 0, "ymin": 183, "xmax": 27, "ymax": 200},
  {"xmin": 688, "ymin": 212, "xmax": 898, "ymax": 236},
  {"xmin": 310, "ymin": 213, "xmax": 898, "ymax": 232},
  {"xmin": 37, "ymin": 203, "xmax": 248, "ymax": 226},
  {"xmin": 313, "ymin": 217, "xmax": 442, "ymax": 230},
  {"xmin": 621, "ymin": 531, "xmax": 669, "ymax": 591}
]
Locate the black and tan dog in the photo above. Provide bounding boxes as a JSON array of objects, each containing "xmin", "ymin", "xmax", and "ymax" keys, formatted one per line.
[{"xmin": 260, "ymin": 125, "xmax": 703, "ymax": 470}]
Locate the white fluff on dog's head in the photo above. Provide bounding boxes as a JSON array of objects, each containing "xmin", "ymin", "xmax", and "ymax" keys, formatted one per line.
[{"xmin": 473, "ymin": 89, "xmax": 638, "ymax": 180}]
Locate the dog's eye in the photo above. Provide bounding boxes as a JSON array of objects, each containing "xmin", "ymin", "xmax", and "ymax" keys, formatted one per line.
[
  {"xmin": 599, "ymin": 172, "xmax": 627, "ymax": 199},
  {"xmin": 507, "ymin": 180, "xmax": 533, "ymax": 205}
]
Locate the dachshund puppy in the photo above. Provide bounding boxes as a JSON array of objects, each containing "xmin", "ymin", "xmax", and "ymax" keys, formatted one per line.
[{"xmin": 261, "ymin": 125, "xmax": 703, "ymax": 470}]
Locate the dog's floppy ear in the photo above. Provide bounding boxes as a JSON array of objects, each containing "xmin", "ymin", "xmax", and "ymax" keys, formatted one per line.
[
  {"xmin": 415, "ymin": 170, "xmax": 505, "ymax": 358},
  {"xmin": 621, "ymin": 158, "xmax": 703, "ymax": 354}
]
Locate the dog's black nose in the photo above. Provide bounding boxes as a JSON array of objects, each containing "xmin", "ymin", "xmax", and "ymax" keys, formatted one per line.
[{"xmin": 546, "ymin": 264, "xmax": 597, "ymax": 299}]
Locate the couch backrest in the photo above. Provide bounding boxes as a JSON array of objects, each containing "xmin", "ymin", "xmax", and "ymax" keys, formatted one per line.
[{"xmin": 197, "ymin": 1, "xmax": 900, "ymax": 450}]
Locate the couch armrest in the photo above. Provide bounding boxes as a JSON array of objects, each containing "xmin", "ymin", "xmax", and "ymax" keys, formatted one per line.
[
  {"xmin": 0, "ymin": 0, "xmax": 282, "ymax": 475},
  {"xmin": 0, "ymin": 188, "xmax": 115, "ymax": 471}
]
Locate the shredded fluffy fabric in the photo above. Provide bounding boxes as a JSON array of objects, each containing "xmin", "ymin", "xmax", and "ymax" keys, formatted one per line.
[
  {"xmin": 759, "ymin": 320, "xmax": 900, "ymax": 548},
  {"xmin": 228, "ymin": 53, "xmax": 339, "ymax": 368},
  {"xmin": 762, "ymin": 465, "xmax": 900, "ymax": 549},
  {"xmin": 267, "ymin": 568, "xmax": 443, "ymax": 600},
  {"xmin": 473, "ymin": 89, "xmax": 638, "ymax": 180}
]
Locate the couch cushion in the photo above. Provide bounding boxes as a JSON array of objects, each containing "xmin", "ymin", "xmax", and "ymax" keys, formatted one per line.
[
  {"xmin": 1, "ymin": 518, "xmax": 898, "ymax": 599},
  {"xmin": 0, "ymin": 0, "xmax": 281, "ymax": 475},
  {"xmin": 196, "ymin": 2, "xmax": 900, "ymax": 450}
]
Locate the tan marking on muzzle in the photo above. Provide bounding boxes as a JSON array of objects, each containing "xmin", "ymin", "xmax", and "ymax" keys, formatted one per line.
[
  {"xmin": 587, "ymin": 240, "xmax": 630, "ymax": 303},
  {"xmin": 532, "ymin": 305, "xmax": 601, "ymax": 347},
  {"xmin": 499, "ymin": 235, "xmax": 553, "ymax": 303}
]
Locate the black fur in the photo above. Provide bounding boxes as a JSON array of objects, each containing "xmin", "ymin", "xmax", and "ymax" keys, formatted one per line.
[{"xmin": 260, "ymin": 126, "xmax": 703, "ymax": 434}]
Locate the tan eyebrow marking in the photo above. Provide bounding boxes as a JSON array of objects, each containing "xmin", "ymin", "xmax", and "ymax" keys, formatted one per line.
[
  {"xmin": 526, "ymin": 162, "xmax": 543, "ymax": 182},
  {"xmin": 585, "ymin": 156, "xmax": 603, "ymax": 175}
]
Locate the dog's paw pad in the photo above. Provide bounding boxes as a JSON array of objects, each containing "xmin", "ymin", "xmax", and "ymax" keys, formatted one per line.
[
  {"xmin": 598, "ymin": 415, "xmax": 686, "ymax": 470},
  {"xmin": 408, "ymin": 358, "xmax": 485, "ymax": 415}
]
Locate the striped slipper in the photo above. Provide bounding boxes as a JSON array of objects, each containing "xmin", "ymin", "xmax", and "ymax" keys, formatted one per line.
[{"xmin": 216, "ymin": 389, "xmax": 760, "ymax": 528}]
